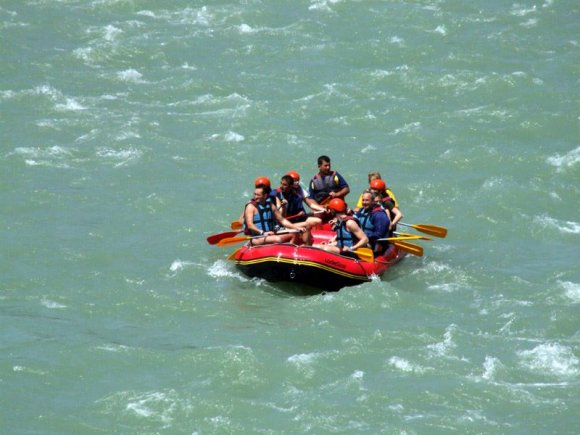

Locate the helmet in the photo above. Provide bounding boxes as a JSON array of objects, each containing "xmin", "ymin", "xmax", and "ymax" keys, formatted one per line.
[
  {"xmin": 254, "ymin": 176, "xmax": 271, "ymax": 188},
  {"xmin": 370, "ymin": 179, "xmax": 386, "ymax": 191},
  {"xmin": 286, "ymin": 171, "xmax": 300, "ymax": 182},
  {"xmin": 327, "ymin": 198, "xmax": 346, "ymax": 213}
]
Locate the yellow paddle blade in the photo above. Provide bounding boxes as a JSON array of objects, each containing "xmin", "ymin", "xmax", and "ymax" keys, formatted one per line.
[
  {"xmin": 399, "ymin": 222, "xmax": 447, "ymax": 238},
  {"xmin": 230, "ymin": 221, "xmax": 243, "ymax": 230},
  {"xmin": 217, "ymin": 236, "xmax": 250, "ymax": 247},
  {"xmin": 227, "ymin": 248, "xmax": 241, "ymax": 260},
  {"xmin": 392, "ymin": 240, "xmax": 424, "ymax": 257},
  {"xmin": 353, "ymin": 247, "xmax": 374, "ymax": 263}
]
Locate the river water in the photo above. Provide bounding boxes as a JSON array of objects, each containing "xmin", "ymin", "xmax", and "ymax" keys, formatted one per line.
[{"xmin": 1, "ymin": 0, "xmax": 578, "ymax": 433}]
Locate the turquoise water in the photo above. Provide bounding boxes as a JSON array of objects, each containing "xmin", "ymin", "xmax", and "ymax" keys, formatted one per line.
[{"xmin": 1, "ymin": 0, "xmax": 578, "ymax": 433}]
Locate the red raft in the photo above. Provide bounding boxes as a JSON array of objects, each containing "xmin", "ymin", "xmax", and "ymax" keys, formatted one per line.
[{"xmin": 229, "ymin": 230, "xmax": 405, "ymax": 292}]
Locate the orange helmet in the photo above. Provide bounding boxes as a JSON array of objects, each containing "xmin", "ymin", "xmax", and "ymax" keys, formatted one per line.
[
  {"xmin": 254, "ymin": 176, "xmax": 271, "ymax": 188},
  {"xmin": 327, "ymin": 198, "xmax": 346, "ymax": 213},
  {"xmin": 286, "ymin": 171, "xmax": 300, "ymax": 182},
  {"xmin": 370, "ymin": 179, "xmax": 386, "ymax": 191}
]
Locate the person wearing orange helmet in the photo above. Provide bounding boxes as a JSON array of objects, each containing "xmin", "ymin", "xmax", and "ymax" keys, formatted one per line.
[
  {"xmin": 355, "ymin": 171, "xmax": 399, "ymax": 210},
  {"xmin": 237, "ymin": 176, "xmax": 277, "ymax": 226},
  {"xmin": 312, "ymin": 198, "xmax": 369, "ymax": 258},
  {"xmin": 308, "ymin": 155, "xmax": 350, "ymax": 205},
  {"xmin": 244, "ymin": 184, "xmax": 308, "ymax": 246},
  {"xmin": 281, "ymin": 171, "xmax": 327, "ymax": 219},
  {"xmin": 368, "ymin": 180, "xmax": 403, "ymax": 232}
]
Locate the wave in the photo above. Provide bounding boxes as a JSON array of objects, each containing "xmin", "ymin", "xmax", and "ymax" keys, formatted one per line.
[{"xmin": 546, "ymin": 146, "xmax": 580, "ymax": 171}]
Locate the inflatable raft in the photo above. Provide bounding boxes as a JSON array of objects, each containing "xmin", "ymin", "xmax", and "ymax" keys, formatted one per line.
[{"xmin": 229, "ymin": 230, "xmax": 405, "ymax": 292}]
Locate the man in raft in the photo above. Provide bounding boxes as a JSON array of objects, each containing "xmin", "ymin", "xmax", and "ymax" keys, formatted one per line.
[
  {"xmin": 244, "ymin": 184, "xmax": 309, "ymax": 246},
  {"xmin": 313, "ymin": 198, "xmax": 369, "ymax": 258},
  {"xmin": 308, "ymin": 155, "xmax": 350, "ymax": 205},
  {"xmin": 275, "ymin": 174, "xmax": 325, "ymax": 228}
]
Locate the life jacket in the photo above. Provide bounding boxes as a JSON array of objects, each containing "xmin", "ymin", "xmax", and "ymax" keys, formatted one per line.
[
  {"xmin": 335, "ymin": 216, "xmax": 358, "ymax": 248},
  {"xmin": 310, "ymin": 171, "xmax": 339, "ymax": 203},
  {"xmin": 275, "ymin": 187, "xmax": 305, "ymax": 218},
  {"xmin": 244, "ymin": 199, "xmax": 275, "ymax": 235},
  {"xmin": 355, "ymin": 205, "xmax": 386, "ymax": 236}
]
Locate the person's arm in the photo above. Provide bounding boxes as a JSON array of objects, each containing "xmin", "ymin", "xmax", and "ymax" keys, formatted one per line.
[
  {"xmin": 390, "ymin": 206, "xmax": 403, "ymax": 228},
  {"xmin": 329, "ymin": 172, "xmax": 350, "ymax": 199},
  {"xmin": 244, "ymin": 204, "xmax": 261, "ymax": 234},
  {"xmin": 272, "ymin": 204, "xmax": 305, "ymax": 232},
  {"xmin": 304, "ymin": 196, "xmax": 326, "ymax": 212},
  {"xmin": 344, "ymin": 220, "xmax": 369, "ymax": 251}
]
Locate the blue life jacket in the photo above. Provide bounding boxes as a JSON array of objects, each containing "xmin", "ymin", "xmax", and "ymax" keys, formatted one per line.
[
  {"xmin": 244, "ymin": 200, "xmax": 274, "ymax": 234},
  {"xmin": 355, "ymin": 207, "xmax": 375, "ymax": 235},
  {"xmin": 336, "ymin": 217, "xmax": 356, "ymax": 248}
]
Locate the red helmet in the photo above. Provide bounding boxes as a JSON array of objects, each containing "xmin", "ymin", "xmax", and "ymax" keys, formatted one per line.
[
  {"xmin": 327, "ymin": 198, "xmax": 346, "ymax": 213},
  {"xmin": 370, "ymin": 179, "xmax": 386, "ymax": 191},
  {"xmin": 286, "ymin": 171, "xmax": 300, "ymax": 182},
  {"xmin": 254, "ymin": 176, "xmax": 271, "ymax": 188}
]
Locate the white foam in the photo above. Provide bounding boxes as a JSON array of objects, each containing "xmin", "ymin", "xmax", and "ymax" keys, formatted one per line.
[
  {"xmin": 388, "ymin": 356, "xmax": 427, "ymax": 374},
  {"xmin": 103, "ymin": 24, "xmax": 122, "ymax": 42},
  {"xmin": 224, "ymin": 131, "xmax": 244, "ymax": 142},
  {"xmin": 546, "ymin": 146, "xmax": 580, "ymax": 170},
  {"xmin": 117, "ymin": 69, "xmax": 144, "ymax": 83},
  {"xmin": 40, "ymin": 298, "xmax": 66, "ymax": 309},
  {"xmin": 125, "ymin": 391, "xmax": 175, "ymax": 425},
  {"xmin": 238, "ymin": 23, "xmax": 256, "ymax": 34},
  {"xmin": 533, "ymin": 214, "xmax": 580, "ymax": 234},
  {"xmin": 308, "ymin": 0, "xmax": 342, "ymax": 12},
  {"xmin": 287, "ymin": 352, "xmax": 320, "ymax": 365},
  {"xmin": 96, "ymin": 146, "xmax": 143, "ymax": 167},
  {"xmin": 55, "ymin": 97, "xmax": 86, "ymax": 111},
  {"xmin": 207, "ymin": 259, "xmax": 249, "ymax": 282},
  {"xmin": 433, "ymin": 25, "xmax": 447, "ymax": 36},
  {"xmin": 361, "ymin": 145, "xmax": 377, "ymax": 153},
  {"xmin": 427, "ymin": 324, "xmax": 457, "ymax": 357},
  {"xmin": 518, "ymin": 343, "xmax": 579, "ymax": 377},
  {"xmin": 559, "ymin": 280, "xmax": 580, "ymax": 303}
]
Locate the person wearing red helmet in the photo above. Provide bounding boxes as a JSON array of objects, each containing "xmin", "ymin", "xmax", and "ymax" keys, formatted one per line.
[
  {"xmin": 281, "ymin": 171, "xmax": 326, "ymax": 219},
  {"xmin": 308, "ymin": 155, "xmax": 350, "ymax": 205},
  {"xmin": 236, "ymin": 176, "xmax": 277, "ymax": 226},
  {"xmin": 244, "ymin": 184, "xmax": 308, "ymax": 246},
  {"xmin": 313, "ymin": 198, "xmax": 368, "ymax": 258},
  {"xmin": 355, "ymin": 171, "xmax": 399, "ymax": 210},
  {"xmin": 367, "ymin": 179, "xmax": 403, "ymax": 232}
]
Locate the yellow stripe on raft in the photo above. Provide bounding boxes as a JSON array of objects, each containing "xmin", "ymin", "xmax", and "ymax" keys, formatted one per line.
[{"xmin": 235, "ymin": 256, "xmax": 371, "ymax": 281}]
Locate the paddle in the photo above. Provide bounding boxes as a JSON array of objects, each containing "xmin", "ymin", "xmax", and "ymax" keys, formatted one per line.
[
  {"xmin": 230, "ymin": 221, "xmax": 243, "ymax": 230},
  {"xmin": 394, "ymin": 231, "xmax": 432, "ymax": 241},
  {"xmin": 376, "ymin": 235, "xmax": 427, "ymax": 242},
  {"xmin": 352, "ymin": 247, "xmax": 374, "ymax": 263},
  {"xmin": 207, "ymin": 230, "xmax": 241, "ymax": 245},
  {"xmin": 217, "ymin": 230, "xmax": 301, "ymax": 247},
  {"xmin": 227, "ymin": 248, "xmax": 241, "ymax": 260},
  {"xmin": 398, "ymin": 222, "xmax": 447, "ymax": 238},
  {"xmin": 392, "ymin": 240, "xmax": 424, "ymax": 257}
]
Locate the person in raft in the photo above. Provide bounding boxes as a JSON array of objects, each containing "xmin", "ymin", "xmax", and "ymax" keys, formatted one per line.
[
  {"xmin": 355, "ymin": 171, "xmax": 400, "ymax": 210},
  {"xmin": 275, "ymin": 174, "xmax": 325, "ymax": 229},
  {"xmin": 354, "ymin": 190, "xmax": 390, "ymax": 254},
  {"xmin": 370, "ymin": 179, "xmax": 403, "ymax": 233},
  {"xmin": 285, "ymin": 170, "xmax": 327, "ymax": 215},
  {"xmin": 308, "ymin": 155, "xmax": 350, "ymax": 205},
  {"xmin": 237, "ymin": 176, "xmax": 277, "ymax": 226},
  {"xmin": 244, "ymin": 184, "xmax": 308, "ymax": 246},
  {"xmin": 312, "ymin": 198, "xmax": 369, "ymax": 258}
]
